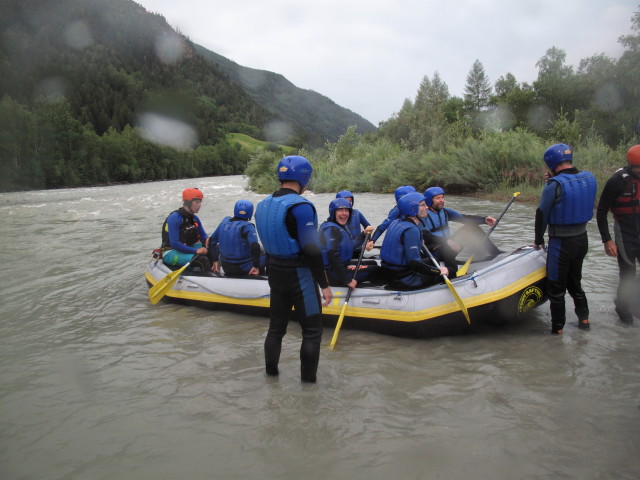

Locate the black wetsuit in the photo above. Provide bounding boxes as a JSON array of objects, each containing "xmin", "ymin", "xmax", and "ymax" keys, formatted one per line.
[{"xmin": 596, "ymin": 167, "xmax": 640, "ymax": 323}]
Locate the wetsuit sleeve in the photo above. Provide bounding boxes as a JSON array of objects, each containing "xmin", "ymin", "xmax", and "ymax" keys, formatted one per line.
[
  {"xmin": 167, "ymin": 212, "xmax": 198, "ymax": 254},
  {"xmin": 534, "ymin": 181, "xmax": 558, "ymax": 245},
  {"xmin": 372, "ymin": 206, "xmax": 399, "ymax": 242},
  {"xmin": 358, "ymin": 210, "xmax": 371, "ymax": 228},
  {"xmin": 290, "ymin": 203, "xmax": 330, "ymax": 289},
  {"xmin": 446, "ymin": 208, "xmax": 485, "ymax": 225},
  {"xmin": 244, "ymin": 224, "xmax": 262, "ymax": 267},
  {"xmin": 209, "ymin": 223, "xmax": 221, "ymax": 261},
  {"xmin": 596, "ymin": 175, "xmax": 623, "ymax": 243},
  {"xmin": 404, "ymin": 227, "xmax": 441, "ymax": 276}
]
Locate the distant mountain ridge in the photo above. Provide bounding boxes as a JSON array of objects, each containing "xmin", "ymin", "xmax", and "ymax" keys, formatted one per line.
[{"xmin": 194, "ymin": 45, "xmax": 376, "ymax": 140}]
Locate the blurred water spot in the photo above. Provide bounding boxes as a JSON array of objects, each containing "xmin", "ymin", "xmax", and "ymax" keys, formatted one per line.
[
  {"xmin": 34, "ymin": 76, "xmax": 68, "ymax": 102},
  {"xmin": 264, "ymin": 120, "xmax": 294, "ymax": 145},
  {"xmin": 64, "ymin": 20, "xmax": 93, "ymax": 49},
  {"xmin": 155, "ymin": 33, "xmax": 185, "ymax": 65},
  {"xmin": 594, "ymin": 81, "xmax": 622, "ymax": 112},
  {"xmin": 136, "ymin": 112, "xmax": 197, "ymax": 150},
  {"xmin": 527, "ymin": 104, "xmax": 553, "ymax": 133},
  {"xmin": 478, "ymin": 105, "xmax": 516, "ymax": 132}
]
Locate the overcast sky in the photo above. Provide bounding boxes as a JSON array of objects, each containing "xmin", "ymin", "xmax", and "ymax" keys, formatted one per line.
[{"xmin": 136, "ymin": 0, "xmax": 638, "ymax": 126}]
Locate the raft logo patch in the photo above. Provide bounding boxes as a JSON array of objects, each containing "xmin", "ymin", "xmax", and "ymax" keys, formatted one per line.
[{"xmin": 518, "ymin": 286, "xmax": 543, "ymax": 314}]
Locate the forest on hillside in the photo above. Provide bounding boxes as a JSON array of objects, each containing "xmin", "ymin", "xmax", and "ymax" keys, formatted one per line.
[
  {"xmin": 0, "ymin": 0, "xmax": 331, "ymax": 192},
  {"xmin": 246, "ymin": 8, "xmax": 640, "ymax": 199}
]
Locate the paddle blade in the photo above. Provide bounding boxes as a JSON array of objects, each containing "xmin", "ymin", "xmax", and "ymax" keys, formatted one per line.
[
  {"xmin": 148, "ymin": 264, "xmax": 188, "ymax": 305},
  {"xmin": 457, "ymin": 255, "xmax": 473, "ymax": 276},
  {"xmin": 444, "ymin": 276, "xmax": 471, "ymax": 324},
  {"xmin": 329, "ymin": 301, "xmax": 349, "ymax": 350}
]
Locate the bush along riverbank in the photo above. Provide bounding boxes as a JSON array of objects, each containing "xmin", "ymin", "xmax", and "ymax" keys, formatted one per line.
[{"xmin": 244, "ymin": 126, "xmax": 628, "ymax": 203}]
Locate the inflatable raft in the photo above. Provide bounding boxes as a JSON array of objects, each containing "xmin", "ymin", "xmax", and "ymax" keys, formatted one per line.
[{"xmin": 145, "ymin": 245, "xmax": 547, "ymax": 338}]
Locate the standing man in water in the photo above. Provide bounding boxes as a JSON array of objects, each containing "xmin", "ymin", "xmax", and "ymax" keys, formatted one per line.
[
  {"xmin": 255, "ymin": 155, "xmax": 332, "ymax": 383},
  {"xmin": 534, "ymin": 143, "xmax": 597, "ymax": 335},
  {"xmin": 596, "ymin": 144, "xmax": 640, "ymax": 325}
]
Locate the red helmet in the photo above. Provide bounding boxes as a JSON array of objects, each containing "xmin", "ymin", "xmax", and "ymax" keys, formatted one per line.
[
  {"xmin": 626, "ymin": 145, "xmax": 640, "ymax": 166},
  {"xmin": 182, "ymin": 188, "xmax": 203, "ymax": 202}
]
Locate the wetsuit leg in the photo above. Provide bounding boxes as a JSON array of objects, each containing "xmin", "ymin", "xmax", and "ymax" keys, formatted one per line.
[
  {"xmin": 264, "ymin": 266, "xmax": 293, "ymax": 376},
  {"xmin": 427, "ymin": 240, "xmax": 458, "ymax": 278},
  {"xmin": 615, "ymin": 235, "xmax": 640, "ymax": 323},
  {"xmin": 291, "ymin": 267, "xmax": 323, "ymax": 383},
  {"xmin": 264, "ymin": 265, "xmax": 323, "ymax": 382},
  {"xmin": 565, "ymin": 233, "xmax": 589, "ymax": 321},
  {"xmin": 546, "ymin": 237, "xmax": 569, "ymax": 332}
]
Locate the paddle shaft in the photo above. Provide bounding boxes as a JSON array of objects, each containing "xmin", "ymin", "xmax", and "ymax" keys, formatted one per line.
[
  {"xmin": 329, "ymin": 232, "xmax": 371, "ymax": 349},
  {"xmin": 423, "ymin": 245, "xmax": 471, "ymax": 324},
  {"xmin": 486, "ymin": 192, "xmax": 520, "ymax": 236}
]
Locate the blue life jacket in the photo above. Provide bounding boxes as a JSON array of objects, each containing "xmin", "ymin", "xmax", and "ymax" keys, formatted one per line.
[
  {"xmin": 218, "ymin": 217, "xmax": 252, "ymax": 263},
  {"xmin": 346, "ymin": 209, "xmax": 363, "ymax": 241},
  {"xmin": 380, "ymin": 219, "xmax": 419, "ymax": 269},
  {"xmin": 320, "ymin": 221, "xmax": 353, "ymax": 267},
  {"xmin": 549, "ymin": 171, "xmax": 597, "ymax": 225},
  {"xmin": 424, "ymin": 208, "xmax": 451, "ymax": 237},
  {"xmin": 255, "ymin": 193, "xmax": 315, "ymax": 258}
]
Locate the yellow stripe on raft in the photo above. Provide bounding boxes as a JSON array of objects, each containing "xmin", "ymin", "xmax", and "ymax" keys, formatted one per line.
[{"xmin": 145, "ymin": 267, "xmax": 546, "ymax": 323}]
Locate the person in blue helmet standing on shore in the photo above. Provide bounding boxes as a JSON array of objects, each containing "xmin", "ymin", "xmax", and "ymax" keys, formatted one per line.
[
  {"xmin": 534, "ymin": 143, "xmax": 597, "ymax": 335},
  {"xmin": 255, "ymin": 155, "xmax": 332, "ymax": 383},
  {"xmin": 422, "ymin": 186, "xmax": 496, "ymax": 278},
  {"xmin": 320, "ymin": 198, "xmax": 377, "ymax": 287},
  {"xmin": 209, "ymin": 199, "xmax": 265, "ymax": 277},
  {"xmin": 335, "ymin": 190, "xmax": 372, "ymax": 257},
  {"xmin": 371, "ymin": 185, "xmax": 416, "ymax": 243},
  {"xmin": 380, "ymin": 191, "xmax": 449, "ymax": 290}
]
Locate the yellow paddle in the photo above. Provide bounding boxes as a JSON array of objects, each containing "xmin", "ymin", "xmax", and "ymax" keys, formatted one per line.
[
  {"xmin": 457, "ymin": 192, "xmax": 520, "ymax": 276},
  {"xmin": 424, "ymin": 247, "xmax": 471, "ymax": 324},
  {"xmin": 148, "ymin": 260, "xmax": 192, "ymax": 305},
  {"xmin": 329, "ymin": 233, "xmax": 371, "ymax": 349}
]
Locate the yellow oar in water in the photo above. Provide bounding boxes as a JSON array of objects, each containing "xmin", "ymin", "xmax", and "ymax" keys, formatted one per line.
[
  {"xmin": 148, "ymin": 260, "xmax": 191, "ymax": 305},
  {"xmin": 457, "ymin": 191, "xmax": 520, "ymax": 276},
  {"xmin": 329, "ymin": 233, "xmax": 371, "ymax": 350},
  {"xmin": 424, "ymin": 247, "xmax": 471, "ymax": 324}
]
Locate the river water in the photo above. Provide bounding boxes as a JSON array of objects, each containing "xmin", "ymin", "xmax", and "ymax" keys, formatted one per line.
[{"xmin": 1, "ymin": 175, "xmax": 638, "ymax": 480}]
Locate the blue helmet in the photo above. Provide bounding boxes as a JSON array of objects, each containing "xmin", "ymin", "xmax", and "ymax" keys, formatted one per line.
[
  {"xmin": 394, "ymin": 185, "xmax": 416, "ymax": 202},
  {"xmin": 397, "ymin": 191, "xmax": 425, "ymax": 217},
  {"xmin": 277, "ymin": 155, "xmax": 313, "ymax": 187},
  {"xmin": 329, "ymin": 197, "xmax": 352, "ymax": 220},
  {"xmin": 234, "ymin": 199, "xmax": 254, "ymax": 220},
  {"xmin": 543, "ymin": 143, "xmax": 573, "ymax": 171},
  {"xmin": 336, "ymin": 190, "xmax": 354, "ymax": 205},
  {"xmin": 424, "ymin": 186, "xmax": 445, "ymax": 207}
]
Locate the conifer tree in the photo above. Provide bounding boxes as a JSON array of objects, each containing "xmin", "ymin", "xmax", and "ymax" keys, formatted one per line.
[{"xmin": 464, "ymin": 60, "xmax": 492, "ymax": 111}]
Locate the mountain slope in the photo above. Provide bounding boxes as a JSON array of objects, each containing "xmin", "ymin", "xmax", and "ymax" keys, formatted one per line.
[{"xmin": 195, "ymin": 46, "xmax": 376, "ymax": 141}]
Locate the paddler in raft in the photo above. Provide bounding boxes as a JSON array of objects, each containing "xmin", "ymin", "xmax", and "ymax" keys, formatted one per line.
[
  {"xmin": 371, "ymin": 185, "xmax": 416, "ymax": 244},
  {"xmin": 319, "ymin": 197, "xmax": 378, "ymax": 287},
  {"xmin": 380, "ymin": 191, "xmax": 449, "ymax": 290},
  {"xmin": 159, "ymin": 187, "xmax": 216, "ymax": 272},
  {"xmin": 421, "ymin": 186, "xmax": 497, "ymax": 278},
  {"xmin": 334, "ymin": 190, "xmax": 372, "ymax": 258},
  {"xmin": 209, "ymin": 199, "xmax": 266, "ymax": 278}
]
